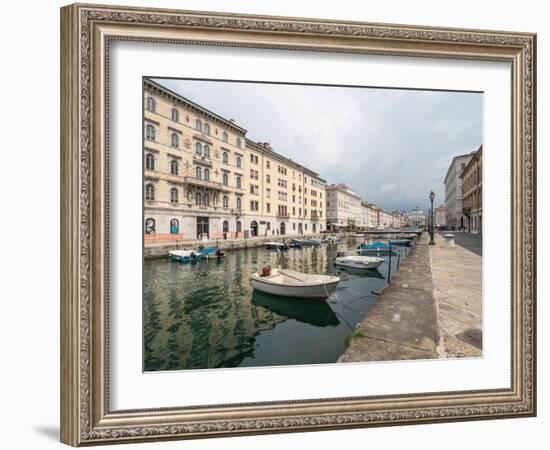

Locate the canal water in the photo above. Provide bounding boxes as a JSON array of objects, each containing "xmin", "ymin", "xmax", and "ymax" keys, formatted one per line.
[{"xmin": 143, "ymin": 237, "xmax": 411, "ymax": 371}]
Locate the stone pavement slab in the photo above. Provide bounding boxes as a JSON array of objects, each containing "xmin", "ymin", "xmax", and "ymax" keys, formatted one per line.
[
  {"xmin": 430, "ymin": 232, "xmax": 483, "ymax": 358},
  {"xmin": 339, "ymin": 234, "xmax": 439, "ymax": 363}
]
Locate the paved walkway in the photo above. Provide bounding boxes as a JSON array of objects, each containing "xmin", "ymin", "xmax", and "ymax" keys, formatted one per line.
[
  {"xmin": 430, "ymin": 232, "xmax": 483, "ymax": 357},
  {"xmin": 338, "ymin": 231, "xmax": 483, "ymax": 363},
  {"xmin": 339, "ymin": 233, "xmax": 439, "ymax": 362}
]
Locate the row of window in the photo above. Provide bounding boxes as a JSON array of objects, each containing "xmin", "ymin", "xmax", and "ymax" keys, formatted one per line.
[
  {"xmin": 145, "ymin": 217, "xmax": 322, "ymax": 236},
  {"xmin": 146, "ymin": 154, "xmax": 244, "ymax": 188},
  {"xmin": 145, "ymin": 126, "xmax": 326, "ymax": 199},
  {"xmin": 145, "ymin": 184, "xmax": 244, "ymax": 209},
  {"xmin": 146, "ymin": 183, "xmax": 324, "ymax": 220},
  {"xmin": 146, "ymin": 126, "xmax": 245, "ymax": 169},
  {"xmin": 146, "ymin": 96, "xmax": 242, "ymax": 147}
]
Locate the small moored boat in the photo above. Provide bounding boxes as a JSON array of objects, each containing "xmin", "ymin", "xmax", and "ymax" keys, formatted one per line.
[
  {"xmin": 291, "ymin": 238, "xmax": 321, "ymax": 246},
  {"xmin": 265, "ymin": 242, "xmax": 289, "ymax": 250},
  {"xmin": 251, "ymin": 267, "xmax": 340, "ymax": 300},
  {"xmin": 287, "ymin": 241, "xmax": 303, "ymax": 248},
  {"xmin": 388, "ymin": 239, "xmax": 412, "ymax": 246},
  {"xmin": 169, "ymin": 250, "xmax": 202, "ymax": 263},
  {"xmin": 334, "ymin": 255, "xmax": 384, "ymax": 270},
  {"xmin": 358, "ymin": 241, "xmax": 392, "ymax": 251},
  {"xmin": 201, "ymin": 246, "xmax": 226, "ymax": 259}
]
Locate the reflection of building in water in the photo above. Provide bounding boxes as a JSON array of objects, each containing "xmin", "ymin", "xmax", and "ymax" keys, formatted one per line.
[
  {"xmin": 143, "ymin": 78, "xmax": 326, "ymax": 244},
  {"xmin": 143, "ymin": 264, "xmax": 286, "ymax": 371}
]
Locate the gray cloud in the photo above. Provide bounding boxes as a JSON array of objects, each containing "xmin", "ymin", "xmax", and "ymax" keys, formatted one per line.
[{"xmin": 153, "ymin": 78, "xmax": 482, "ymax": 213}]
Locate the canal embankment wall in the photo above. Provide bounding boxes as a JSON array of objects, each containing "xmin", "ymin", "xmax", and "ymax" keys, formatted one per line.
[
  {"xmin": 144, "ymin": 231, "xmax": 419, "ymax": 259},
  {"xmin": 144, "ymin": 234, "xmax": 328, "ymax": 259},
  {"xmin": 338, "ymin": 233, "xmax": 440, "ymax": 362}
]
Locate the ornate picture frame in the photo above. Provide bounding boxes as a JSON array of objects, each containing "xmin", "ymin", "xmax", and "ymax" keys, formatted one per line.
[{"xmin": 60, "ymin": 3, "xmax": 536, "ymax": 446}]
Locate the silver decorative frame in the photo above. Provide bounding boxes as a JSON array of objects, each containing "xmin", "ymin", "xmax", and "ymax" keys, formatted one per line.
[{"xmin": 60, "ymin": 3, "xmax": 536, "ymax": 446}]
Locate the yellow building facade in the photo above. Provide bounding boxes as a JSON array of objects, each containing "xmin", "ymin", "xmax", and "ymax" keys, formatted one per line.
[{"xmin": 143, "ymin": 79, "xmax": 326, "ymax": 243}]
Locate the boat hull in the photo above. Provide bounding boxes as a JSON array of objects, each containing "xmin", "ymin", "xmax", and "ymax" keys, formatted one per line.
[
  {"xmin": 251, "ymin": 278, "xmax": 339, "ymax": 299},
  {"xmin": 335, "ymin": 257, "xmax": 383, "ymax": 270},
  {"xmin": 388, "ymin": 239, "xmax": 412, "ymax": 246},
  {"xmin": 265, "ymin": 242, "xmax": 288, "ymax": 250},
  {"xmin": 169, "ymin": 250, "xmax": 202, "ymax": 263}
]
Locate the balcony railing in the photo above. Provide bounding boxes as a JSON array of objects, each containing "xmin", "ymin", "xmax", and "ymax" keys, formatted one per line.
[
  {"xmin": 310, "ymin": 213, "xmax": 320, "ymax": 221},
  {"xmin": 183, "ymin": 176, "xmax": 229, "ymax": 191},
  {"xmin": 277, "ymin": 213, "xmax": 290, "ymax": 219},
  {"xmin": 193, "ymin": 155, "xmax": 213, "ymax": 166}
]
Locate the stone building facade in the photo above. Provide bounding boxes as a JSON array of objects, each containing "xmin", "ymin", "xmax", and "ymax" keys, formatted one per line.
[
  {"xmin": 435, "ymin": 204, "xmax": 447, "ymax": 228},
  {"xmin": 406, "ymin": 207, "xmax": 426, "ymax": 228},
  {"xmin": 326, "ymin": 184, "xmax": 363, "ymax": 230},
  {"xmin": 143, "ymin": 79, "xmax": 326, "ymax": 244},
  {"xmin": 444, "ymin": 151, "xmax": 475, "ymax": 230},
  {"xmin": 460, "ymin": 145, "xmax": 483, "ymax": 234}
]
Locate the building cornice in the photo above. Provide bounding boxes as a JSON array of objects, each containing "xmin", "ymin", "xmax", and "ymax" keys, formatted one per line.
[{"xmin": 144, "ymin": 78, "xmax": 247, "ymax": 135}]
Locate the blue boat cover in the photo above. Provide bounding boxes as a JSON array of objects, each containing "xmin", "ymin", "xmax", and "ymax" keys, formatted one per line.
[{"xmin": 359, "ymin": 241, "xmax": 392, "ymax": 250}]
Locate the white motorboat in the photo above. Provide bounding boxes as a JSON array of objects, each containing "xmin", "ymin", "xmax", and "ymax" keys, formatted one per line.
[
  {"xmin": 334, "ymin": 255, "xmax": 384, "ymax": 270},
  {"xmin": 251, "ymin": 267, "xmax": 340, "ymax": 300},
  {"xmin": 169, "ymin": 249, "xmax": 202, "ymax": 263}
]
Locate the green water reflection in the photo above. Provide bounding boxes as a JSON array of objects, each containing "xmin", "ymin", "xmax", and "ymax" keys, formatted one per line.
[{"xmin": 143, "ymin": 238, "xmax": 410, "ymax": 371}]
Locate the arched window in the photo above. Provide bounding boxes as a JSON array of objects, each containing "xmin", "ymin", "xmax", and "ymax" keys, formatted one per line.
[
  {"xmin": 195, "ymin": 192, "xmax": 202, "ymax": 205},
  {"xmin": 236, "ymin": 220, "xmax": 242, "ymax": 232},
  {"xmin": 204, "ymin": 168, "xmax": 210, "ymax": 181},
  {"xmin": 170, "ymin": 159, "xmax": 179, "ymax": 175},
  {"xmin": 222, "ymin": 151, "xmax": 228, "ymax": 164},
  {"xmin": 195, "ymin": 166, "xmax": 202, "ymax": 179},
  {"xmin": 195, "ymin": 119, "xmax": 202, "ymax": 132},
  {"xmin": 170, "ymin": 188, "xmax": 178, "ymax": 203},
  {"xmin": 171, "ymin": 108, "xmax": 179, "ymax": 122},
  {"xmin": 145, "ymin": 124, "xmax": 155, "ymax": 141},
  {"xmin": 223, "ymin": 220, "xmax": 229, "ymax": 233},
  {"xmin": 170, "ymin": 219, "xmax": 179, "ymax": 234},
  {"xmin": 236, "ymin": 156, "xmax": 241, "ymax": 168},
  {"xmin": 195, "ymin": 142, "xmax": 202, "ymax": 156},
  {"xmin": 222, "ymin": 131, "xmax": 228, "ymax": 142},
  {"xmin": 203, "ymin": 193, "xmax": 209, "ymax": 206},
  {"xmin": 145, "ymin": 153, "xmax": 155, "ymax": 170},
  {"xmin": 236, "ymin": 137, "xmax": 241, "ymax": 148},
  {"xmin": 170, "ymin": 133, "xmax": 179, "ymax": 148},
  {"xmin": 222, "ymin": 173, "xmax": 228, "ymax": 186},
  {"xmin": 146, "ymin": 97, "xmax": 156, "ymax": 112},
  {"xmin": 203, "ymin": 145, "xmax": 210, "ymax": 159},
  {"xmin": 236, "ymin": 176, "xmax": 242, "ymax": 189},
  {"xmin": 145, "ymin": 218, "xmax": 155, "ymax": 234},
  {"xmin": 236, "ymin": 197, "xmax": 242, "ymax": 210},
  {"xmin": 145, "ymin": 184, "xmax": 155, "ymax": 201},
  {"xmin": 223, "ymin": 195, "xmax": 229, "ymax": 208},
  {"xmin": 204, "ymin": 123, "xmax": 210, "ymax": 135}
]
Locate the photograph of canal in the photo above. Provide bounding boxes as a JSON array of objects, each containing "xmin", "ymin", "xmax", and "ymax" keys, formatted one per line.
[{"xmin": 143, "ymin": 78, "xmax": 483, "ymax": 371}]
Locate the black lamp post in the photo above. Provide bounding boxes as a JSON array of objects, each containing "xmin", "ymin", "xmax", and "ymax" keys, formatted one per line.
[{"xmin": 429, "ymin": 190, "xmax": 435, "ymax": 245}]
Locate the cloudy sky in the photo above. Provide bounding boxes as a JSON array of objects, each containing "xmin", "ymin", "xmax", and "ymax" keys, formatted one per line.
[{"xmin": 153, "ymin": 78, "xmax": 482, "ymax": 213}]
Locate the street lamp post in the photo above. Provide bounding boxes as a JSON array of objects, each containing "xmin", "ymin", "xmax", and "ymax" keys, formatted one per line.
[{"xmin": 429, "ymin": 190, "xmax": 435, "ymax": 245}]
